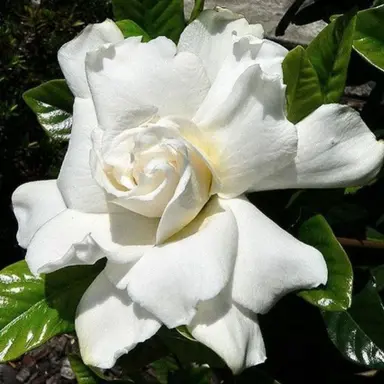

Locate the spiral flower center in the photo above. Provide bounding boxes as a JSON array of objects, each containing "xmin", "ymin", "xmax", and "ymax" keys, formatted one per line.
[{"xmin": 91, "ymin": 123, "xmax": 212, "ymax": 219}]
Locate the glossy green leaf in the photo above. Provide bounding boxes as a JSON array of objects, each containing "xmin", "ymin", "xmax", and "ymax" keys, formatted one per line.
[
  {"xmin": 23, "ymin": 79, "xmax": 74, "ymax": 140},
  {"xmin": 0, "ymin": 261, "xmax": 104, "ymax": 362},
  {"xmin": 115, "ymin": 19, "xmax": 150, "ymax": 41},
  {"xmin": 307, "ymin": 11, "xmax": 356, "ymax": 103},
  {"xmin": 189, "ymin": 0, "xmax": 204, "ymax": 22},
  {"xmin": 354, "ymin": 5, "xmax": 384, "ymax": 72},
  {"xmin": 282, "ymin": 45, "xmax": 323, "ymax": 123},
  {"xmin": 69, "ymin": 355, "xmax": 99, "ymax": 384},
  {"xmin": 297, "ymin": 215, "xmax": 353, "ymax": 311},
  {"xmin": 112, "ymin": 0, "xmax": 185, "ymax": 43},
  {"xmin": 323, "ymin": 278, "xmax": 384, "ymax": 369}
]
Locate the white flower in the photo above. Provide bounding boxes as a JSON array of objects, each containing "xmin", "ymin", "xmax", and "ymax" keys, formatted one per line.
[{"xmin": 12, "ymin": 8, "xmax": 384, "ymax": 373}]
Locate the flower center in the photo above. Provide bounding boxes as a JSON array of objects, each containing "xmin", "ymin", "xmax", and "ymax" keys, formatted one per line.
[{"xmin": 91, "ymin": 122, "xmax": 212, "ymax": 219}]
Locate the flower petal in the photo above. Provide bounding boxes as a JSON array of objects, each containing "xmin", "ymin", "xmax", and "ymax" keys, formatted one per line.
[
  {"xmin": 85, "ymin": 36, "xmax": 210, "ymax": 140},
  {"xmin": 257, "ymin": 104, "xmax": 384, "ymax": 190},
  {"xmin": 189, "ymin": 287, "xmax": 266, "ymax": 374},
  {"xmin": 57, "ymin": 98, "xmax": 110, "ymax": 212},
  {"xmin": 76, "ymin": 272, "xmax": 161, "ymax": 369},
  {"xmin": 223, "ymin": 197, "xmax": 327, "ymax": 314},
  {"xmin": 26, "ymin": 209, "xmax": 158, "ymax": 275},
  {"xmin": 12, "ymin": 180, "xmax": 66, "ymax": 248},
  {"xmin": 194, "ymin": 65, "xmax": 297, "ymax": 197},
  {"xmin": 178, "ymin": 7, "xmax": 264, "ymax": 82},
  {"xmin": 156, "ymin": 131, "xmax": 212, "ymax": 243},
  {"xmin": 58, "ymin": 19, "xmax": 123, "ymax": 98},
  {"xmin": 253, "ymin": 39, "xmax": 288, "ymax": 78},
  {"xmin": 126, "ymin": 197, "xmax": 238, "ymax": 328},
  {"xmin": 155, "ymin": 161, "xmax": 210, "ymax": 244},
  {"xmin": 104, "ymin": 261, "xmax": 134, "ymax": 290},
  {"xmin": 94, "ymin": 130, "xmax": 181, "ymax": 218}
]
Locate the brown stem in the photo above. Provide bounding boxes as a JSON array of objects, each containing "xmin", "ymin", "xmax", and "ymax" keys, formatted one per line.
[{"xmin": 337, "ymin": 237, "xmax": 384, "ymax": 250}]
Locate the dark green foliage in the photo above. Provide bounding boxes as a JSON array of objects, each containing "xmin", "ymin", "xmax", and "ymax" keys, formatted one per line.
[
  {"xmin": 297, "ymin": 215, "xmax": 353, "ymax": 311},
  {"xmin": 323, "ymin": 276, "xmax": 384, "ymax": 369},
  {"xmin": 111, "ymin": 0, "xmax": 185, "ymax": 43}
]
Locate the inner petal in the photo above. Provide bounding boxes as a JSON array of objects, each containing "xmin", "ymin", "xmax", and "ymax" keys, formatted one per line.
[{"xmin": 90, "ymin": 120, "xmax": 212, "ymax": 228}]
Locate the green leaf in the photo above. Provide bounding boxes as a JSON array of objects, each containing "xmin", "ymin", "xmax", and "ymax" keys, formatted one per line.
[
  {"xmin": 176, "ymin": 325, "xmax": 195, "ymax": 341},
  {"xmin": 69, "ymin": 355, "xmax": 99, "ymax": 384},
  {"xmin": 323, "ymin": 278, "xmax": 384, "ymax": 369},
  {"xmin": 282, "ymin": 45, "xmax": 323, "ymax": 123},
  {"xmin": 112, "ymin": 0, "xmax": 185, "ymax": 43},
  {"xmin": 372, "ymin": 265, "xmax": 384, "ymax": 292},
  {"xmin": 150, "ymin": 356, "xmax": 179, "ymax": 384},
  {"xmin": 0, "ymin": 261, "xmax": 104, "ymax": 362},
  {"xmin": 189, "ymin": 0, "xmax": 204, "ymax": 22},
  {"xmin": 307, "ymin": 11, "xmax": 356, "ymax": 103},
  {"xmin": 297, "ymin": 215, "xmax": 353, "ymax": 311},
  {"xmin": 344, "ymin": 185, "xmax": 363, "ymax": 195},
  {"xmin": 115, "ymin": 19, "xmax": 150, "ymax": 41},
  {"xmin": 23, "ymin": 79, "xmax": 74, "ymax": 140},
  {"xmin": 354, "ymin": 5, "xmax": 384, "ymax": 72},
  {"xmin": 366, "ymin": 227, "xmax": 384, "ymax": 242}
]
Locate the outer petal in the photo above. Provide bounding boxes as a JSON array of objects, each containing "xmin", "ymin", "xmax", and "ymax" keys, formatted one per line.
[
  {"xmin": 252, "ymin": 39, "xmax": 288, "ymax": 78},
  {"xmin": 58, "ymin": 19, "xmax": 123, "ymax": 98},
  {"xmin": 257, "ymin": 104, "xmax": 384, "ymax": 190},
  {"xmin": 57, "ymin": 98, "xmax": 110, "ymax": 212},
  {"xmin": 85, "ymin": 36, "xmax": 210, "ymax": 139},
  {"xmin": 178, "ymin": 7, "xmax": 264, "ymax": 82},
  {"xmin": 189, "ymin": 287, "xmax": 266, "ymax": 374},
  {"xmin": 125, "ymin": 197, "xmax": 238, "ymax": 328},
  {"xmin": 194, "ymin": 65, "xmax": 297, "ymax": 197},
  {"xmin": 26, "ymin": 209, "xmax": 158, "ymax": 275},
  {"xmin": 222, "ymin": 197, "xmax": 327, "ymax": 314},
  {"xmin": 76, "ymin": 272, "xmax": 161, "ymax": 369},
  {"xmin": 12, "ymin": 180, "xmax": 66, "ymax": 248}
]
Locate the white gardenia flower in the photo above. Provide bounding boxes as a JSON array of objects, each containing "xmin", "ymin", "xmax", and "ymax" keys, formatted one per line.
[{"xmin": 12, "ymin": 8, "xmax": 384, "ymax": 373}]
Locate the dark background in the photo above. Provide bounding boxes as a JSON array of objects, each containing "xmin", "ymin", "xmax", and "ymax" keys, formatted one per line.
[{"xmin": 0, "ymin": 0, "xmax": 113, "ymax": 268}]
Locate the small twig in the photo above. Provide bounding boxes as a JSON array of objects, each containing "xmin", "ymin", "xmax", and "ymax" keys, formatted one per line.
[
  {"xmin": 275, "ymin": 0, "xmax": 306, "ymax": 36},
  {"xmin": 337, "ymin": 237, "xmax": 384, "ymax": 249}
]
